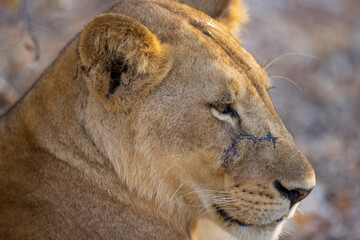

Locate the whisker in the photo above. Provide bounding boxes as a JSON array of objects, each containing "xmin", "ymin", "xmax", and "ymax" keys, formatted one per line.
[
  {"xmin": 179, "ymin": 189, "xmax": 228, "ymax": 199},
  {"xmin": 210, "ymin": 196, "xmax": 234, "ymax": 201},
  {"xmin": 269, "ymin": 75, "xmax": 304, "ymax": 92},
  {"xmin": 178, "ymin": 185, "xmax": 242, "ymax": 200},
  {"xmin": 264, "ymin": 52, "xmax": 318, "ymax": 71},
  {"xmin": 295, "ymin": 207, "xmax": 304, "ymax": 216},
  {"xmin": 169, "ymin": 183, "xmax": 183, "ymax": 203},
  {"xmin": 262, "ymin": 55, "xmax": 271, "ymax": 69},
  {"xmin": 186, "ymin": 200, "xmax": 235, "ymax": 209},
  {"xmin": 156, "ymin": 166, "xmax": 172, "ymax": 197},
  {"xmin": 279, "ymin": 228, "xmax": 296, "ymax": 240},
  {"xmin": 244, "ymin": 210, "xmax": 256, "ymax": 226},
  {"xmin": 196, "ymin": 199, "xmax": 243, "ymax": 217},
  {"xmin": 196, "ymin": 202, "xmax": 221, "ymax": 216}
]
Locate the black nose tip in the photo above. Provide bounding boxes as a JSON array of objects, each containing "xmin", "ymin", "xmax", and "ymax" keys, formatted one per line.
[{"xmin": 274, "ymin": 180, "xmax": 313, "ymax": 208}]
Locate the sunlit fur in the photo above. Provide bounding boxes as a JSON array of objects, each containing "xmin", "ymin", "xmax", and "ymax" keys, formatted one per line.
[
  {"xmin": 177, "ymin": 0, "xmax": 248, "ymax": 35},
  {"xmin": 0, "ymin": 0, "xmax": 314, "ymax": 239}
]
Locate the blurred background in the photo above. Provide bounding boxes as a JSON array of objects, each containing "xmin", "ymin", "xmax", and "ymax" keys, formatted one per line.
[{"xmin": 0, "ymin": 0, "xmax": 359, "ymax": 239}]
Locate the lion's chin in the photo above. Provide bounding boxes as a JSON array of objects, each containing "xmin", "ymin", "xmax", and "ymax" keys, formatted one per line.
[
  {"xmin": 224, "ymin": 221, "xmax": 285, "ymax": 240},
  {"xmin": 206, "ymin": 204, "xmax": 287, "ymax": 240},
  {"xmin": 196, "ymin": 218, "xmax": 285, "ymax": 240}
]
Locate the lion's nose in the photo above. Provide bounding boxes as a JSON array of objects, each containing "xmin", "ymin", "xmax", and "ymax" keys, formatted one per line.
[{"xmin": 274, "ymin": 180, "xmax": 313, "ymax": 208}]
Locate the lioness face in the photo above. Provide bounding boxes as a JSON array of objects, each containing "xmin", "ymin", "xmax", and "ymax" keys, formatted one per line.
[
  {"xmin": 134, "ymin": 16, "xmax": 315, "ymax": 240},
  {"xmin": 79, "ymin": 2, "xmax": 315, "ymax": 239}
]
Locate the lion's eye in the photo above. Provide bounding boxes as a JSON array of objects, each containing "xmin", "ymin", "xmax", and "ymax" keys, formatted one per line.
[
  {"xmin": 213, "ymin": 104, "xmax": 236, "ymax": 116},
  {"xmin": 217, "ymin": 104, "xmax": 230, "ymax": 113}
]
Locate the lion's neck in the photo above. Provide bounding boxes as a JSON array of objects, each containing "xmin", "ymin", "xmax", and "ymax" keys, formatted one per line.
[
  {"xmin": 82, "ymin": 96, "xmax": 197, "ymax": 232},
  {"xmin": 1, "ymin": 38, "xmax": 116, "ymax": 193},
  {"xmin": 5, "ymin": 38, "xmax": 131, "ymax": 198},
  {"xmin": 0, "ymin": 38, "xmax": 195, "ymax": 236}
]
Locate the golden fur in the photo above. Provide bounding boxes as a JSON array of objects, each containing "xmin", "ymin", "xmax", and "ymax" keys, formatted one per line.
[{"xmin": 0, "ymin": 0, "xmax": 315, "ymax": 239}]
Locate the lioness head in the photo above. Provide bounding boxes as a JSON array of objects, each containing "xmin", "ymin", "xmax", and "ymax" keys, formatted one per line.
[{"xmin": 77, "ymin": 0, "xmax": 315, "ymax": 239}]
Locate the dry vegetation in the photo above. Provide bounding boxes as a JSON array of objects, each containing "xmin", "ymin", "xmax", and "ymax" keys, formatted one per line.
[{"xmin": 0, "ymin": 0, "xmax": 359, "ymax": 239}]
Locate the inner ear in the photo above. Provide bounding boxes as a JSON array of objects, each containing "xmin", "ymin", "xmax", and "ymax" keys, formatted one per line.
[{"xmin": 108, "ymin": 60, "xmax": 128, "ymax": 95}]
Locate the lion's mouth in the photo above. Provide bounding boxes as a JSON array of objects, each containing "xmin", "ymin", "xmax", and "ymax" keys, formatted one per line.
[
  {"xmin": 213, "ymin": 204, "xmax": 284, "ymax": 227},
  {"xmin": 213, "ymin": 204, "xmax": 252, "ymax": 227}
]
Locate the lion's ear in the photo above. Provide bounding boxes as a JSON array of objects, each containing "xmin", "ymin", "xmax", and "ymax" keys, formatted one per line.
[
  {"xmin": 79, "ymin": 13, "xmax": 171, "ymax": 112},
  {"xmin": 179, "ymin": 0, "xmax": 248, "ymax": 35},
  {"xmin": 217, "ymin": 0, "xmax": 248, "ymax": 35}
]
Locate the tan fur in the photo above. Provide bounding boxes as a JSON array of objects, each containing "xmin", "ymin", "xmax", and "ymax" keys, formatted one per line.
[
  {"xmin": 0, "ymin": 1, "xmax": 315, "ymax": 240},
  {"xmin": 177, "ymin": 0, "xmax": 248, "ymax": 35}
]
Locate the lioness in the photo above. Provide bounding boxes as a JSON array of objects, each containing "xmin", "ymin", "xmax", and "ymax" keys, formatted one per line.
[{"xmin": 0, "ymin": 0, "xmax": 315, "ymax": 239}]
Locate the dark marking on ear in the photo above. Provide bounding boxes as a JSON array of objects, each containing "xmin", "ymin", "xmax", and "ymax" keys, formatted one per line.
[
  {"xmin": 86, "ymin": 63, "xmax": 95, "ymax": 77},
  {"xmin": 108, "ymin": 60, "xmax": 129, "ymax": 95},
  {"xmin": 222, "ymin": 132, "xmax": 278, "ymax": 167},
  {"xmin": 185, "ymin": 225, "xmax": 191, "ymax": 239},
  {"xmin": 74, "ymin": 64, "xmax": 89, "ymax": 81},
  {"xmin": 74, "ymin": 66, "xmax": 79, "ymax": 81},
  {"xmin": 73, "ymin": 47, "xmax": 81, "ymax": 81}
]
